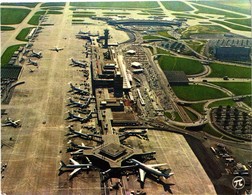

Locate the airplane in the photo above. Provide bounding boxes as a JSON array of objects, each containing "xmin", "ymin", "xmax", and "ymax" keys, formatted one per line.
[
  {"xmin": 69, "ymin": 83, "xmax": 90, "ymax": 95},
  {"xmin": 78, "ymin": 30, "xmax": 90, "ymax": 35},
  {"xmin": 27, "ymin": 58, "xmax": 38, "ymax": 66},
  {"xmin": 50, "ymin": 47, "xmax": 64, "ymax": 52},
  {"xmin": 67, "ymin": 140, "xmax": 93, "ymax": 150},
  {"xmin": 30, "ymin": 50, "xmax": 42, "ymax": 58},
  {"xmin": 29, "ymin": 68, "xmax": 35, "ymax": 73},
  {"xmin": 66, "ymin": 125, "xmax": 103, "ymax": 143},
  {"xmin": 70, "ymin": 58, "xmax": 87, "ymax": 68},
  {"xmin": 1, "ymin": 117, "xmax": 21, "ymax": 128},
  {"xmin": 66, "ymin": 111, "xmax": 92, "ymax": 123},
  {"xmin": 127, "ymin": 159, "xmax": 174, "ymax": 186},
  {"xmin": 59, "ymin": 157, "xmax": 92, "ymax": 179},
  {"xmin": 67, "ymin": 97, "xmax": 91, "ymax": 108}
]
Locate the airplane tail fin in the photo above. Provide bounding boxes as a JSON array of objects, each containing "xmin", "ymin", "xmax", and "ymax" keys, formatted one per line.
[
  {"xmin": 162, "ymin": 169, "xmax": 174, "ymax": 178},
  {"xmin": 59, "ymin": 161, "xmax": 66, "ymax": 170}
]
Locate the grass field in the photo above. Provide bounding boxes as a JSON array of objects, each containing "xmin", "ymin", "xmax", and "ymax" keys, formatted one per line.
[
  {"xmin": 184, "ymin": 107, "xmax": 199, "ymax": 121},
  {"xmin": 208, "ymin": 63, "xmax": 251, "ymax": 78},
  {"xmin": 225, "ymin": 18, "xmax": 251, "ymax": 27},
  {"xmin": 172, "ymin": 13, "xmax": 207, "ymax": 19},
  {"xmin": 73, "ymin": 14, "xmax": 96, "ymax": 18},
  {"xmin": 157, "ymin": 31, "xmax": 176, "ymax": 40},
  {"xmin": 242, "ymin": 96, "xmax": 251, "ymax": 108},
  {"xmin": 16, "ymin": 27, "xmax": 34, "ymax": 41},
  {"xmin": 184, "ymin": 40, "xmax": 205, "ymax": 53},
  {"xmin": 172, "ymin": 84, "xmax": 228, "ymax": 101},
  {"xmin": 1, "ymin": 26, "xmax": 15, "ymax": 31},
  {"xmin": 1, "ymin": 2, "xmax": 38, "ymax": 8},
  {"xmin": 40, "ymin": 2, "xmax": 65, "ymax": 7},
  {"xmin": 189, "ymin": 102, "xmax": 206, "ymax": 114},
  {"xmin": 1, "ymin": 8, "xmax": 31, "ymax": 25},
  {"xmin": 193, "ymin": 4, "xmax": 244, "ymax": 18},
  {"xmin": 1, "ymin": 44, "xmax": 26, "ymax": 66},
  {"xmin": 208, "ymin": 99, "xmax": 237, "ymax": 108},
  {"xmin": 156, "ymin": 48, "xmax": 171, "ymax": 55},
  {"xmin": 28, "ymin": 11, "xmax": 62, "ymax": 25},
  {"xmin": 210, "ymin": 20, "xmax": 251, "ymax": 31},
  {"xmin": 28, "ymin": 11, "xmax": 46, "ymax": 25},
  {"xmin": 41, "ymin": 7, "xmax": 64, "ymax": 10},
  {"xmin": 194, "ymin": 1, "xmax": 250, "ymax": 15},
  {"xmin": 161, "ymin": 1, "xmax": 193, "ymax": 12},
  {"xmin": 158, "ymin": 55, "xmax": 204, "ymax": 75},
  {"xmin": 70, "ymin": 2, "xmax": 159, "ymax": 9},
  {"xmin": 181, "ymin": 25, "xmax": 229, "ymax": 38},
  {"xmin": 211, "ymin": 82, "xmax": 251, "ymax": 96},
  {"xmin": 143, "ymin": 35, "xmax": 163, "ymax": 40}
]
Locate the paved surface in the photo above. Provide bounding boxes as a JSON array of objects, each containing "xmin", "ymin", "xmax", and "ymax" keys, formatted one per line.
[{"xmin": 1, "ymin": 3, "xmax": 238, "ymax": 195}]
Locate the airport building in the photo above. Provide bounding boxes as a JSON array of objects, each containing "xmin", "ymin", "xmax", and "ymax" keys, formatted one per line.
[{"xmin": 214, "ymin": 46, "xmax": 251, "ymax": 61}]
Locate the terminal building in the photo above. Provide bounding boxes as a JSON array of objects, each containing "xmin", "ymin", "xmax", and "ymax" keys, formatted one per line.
[{"xmin": 214, "ymin": 46, "xmax": 251, "ymax": 61}]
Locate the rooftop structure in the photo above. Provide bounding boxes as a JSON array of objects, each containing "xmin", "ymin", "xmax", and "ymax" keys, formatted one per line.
[{"xmin": 164, "ymin": 71, "xmax": 189, "ymax": 86}]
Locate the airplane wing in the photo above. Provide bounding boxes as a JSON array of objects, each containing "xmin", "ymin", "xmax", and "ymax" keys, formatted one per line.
[
  {"xmin": 139, "ymin": 168, "xmax": 146, "ymax": 182},
  {"xmin": 1, "ymin": 123, "xmax": 11, "ymax": 127},
  {"xmin": 146, "ymin": 163, "xmax": 167, "ymax": 169},
  {"xmin": 70, "ymin": 158, "xmax": 80, "ymax": 165},
  {"xmin": 69, "ymin": 168, "xmax": 81, "ymax": 179}
]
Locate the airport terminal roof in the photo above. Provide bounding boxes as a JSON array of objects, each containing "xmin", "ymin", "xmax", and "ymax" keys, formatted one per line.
[{"xmin": 164, "ymin": 71, "xmax": 189, "ymax": 85}]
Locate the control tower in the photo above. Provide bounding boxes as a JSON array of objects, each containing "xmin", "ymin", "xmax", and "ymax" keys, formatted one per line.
[{"xmin": 104, "ymin": 29, "xmax": 109, "ymax": 48}]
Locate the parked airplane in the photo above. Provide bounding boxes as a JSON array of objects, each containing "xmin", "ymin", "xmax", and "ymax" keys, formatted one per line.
[
  {"xmin": 59, "ymin": 157, "xmax": 92, "ymax": 179},
  {"xmin": 30, "ymin": 50, "xmax": 42, "ymax": 58},
  {"xmin": 66, "ymin": 111, "xmax": 92, "ymax": 123},
  {"xmin": 66, "ymin": 126, "xmax": 103, "ymax": 143},
  {"xmin": 70, "ymin": 58, "xmax": 87, "ymax": 68},
  {"xmin": 1, "ymin": 117, "xmax": 21, "ymax": 128},
  {"xmin": 67, "ymin": 140, "xmax": 93, "ymax": 150},
  {"xmin": 67, "ymin": 97, "xmax": 91, "ymax": 108},
  {"xmin": 50, "ymin": 47, "xmax": 64, "ymax": 52},
  {"xmin": 69, "ymin": 83, "xmax": 89, "ymax": 95},
  {"xmin": 78, "ymin": 30, "xmax": 90, "ymax": 35},
  {"xmin": 27, "ymin": 59, "xmax": 38, "ymax": 66},
  {"xmin": 127, "ymin": 159, "xmax": 173, "ymax": 185}
]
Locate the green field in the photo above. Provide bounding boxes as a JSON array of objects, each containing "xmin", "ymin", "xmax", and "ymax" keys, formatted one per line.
[
  {"xmin": 157, "ymin": 31, "xmax": 175, "ymax": 40},
  {"xmin": 73, "ymin": 14, "xmax": 96, "ymax": 18},
  {"xmin": 226, "ymin": 18, "xmax": 251, "ymax": 27},
  {"xmin": 16, "ymin": 27, "xmax": 34, "ymax": 41},
  {"xmin": 143, "ymin": 35, "xmax": 163, "ymax": 40},
  {"xmin": 158, "ymin": 55, "xmax": 204, "ymax": 75},
  {"xmin": 172, "ymin": 13, "xmax": 207, "ymax": 19},
  {"xmin": 40, "ymin": 2, "xmax": 65, "ymax": 7},
  {"xmin": 181, "ymin": 25, "xmax": 229, "ymax": 38},
  {"xmin": 161, "ymin": 1, "xmax": 193, "ymax": 12},
  {"xmin": 1, "ymin": 26, "xmax": 15, "ymax": 31},
  {"xmin": 189, "ymin": 102, "xmax": 206, "ymax": 114},
  {"xmin": 208, "ymin": 63, "xmax": 251, "ymax": 78},
  {"xmin": 184, "ymin": 40, "xmax": 205, "ymax": 53},
  {"xmin": 208, "ymin": 99, "xmax": 237, "ymax": 108},
  {"xmin": 211, "ymin": 82, "xmax": 251, "ymax": 96},
  {"xmin": 172, "ymin": 84, "xmax": 228, "ymax": 101},
  {"xmin": 242, "ymin": 96, "xmax": 251, "ymax": 108},
  {"xmin": 28, "ymin": 11, "xmax": 46, "ymax": 25},
  {"xmin": 28, "ymin": 11, "xmax": 62, "ymax": 25},
  {"xmin": 194, "ymin": 1, "xmax": 250, "ymax": 15},
  {"xmin": 210, "ymin": 20, "xmax": 251, "ymax": 31},
  {"xmin": 70, "ymin": 2, "xmax": 159, "ymax": 8},
  {"xmin": 1, "ymin": 2, "xmax": 38, "ymax": 8},
  {"xmin": 184, "ymin": 108, "xmax": 199, "ymax": 121},
  {"xmin": 156, "ymin": 48, "xmax": 171, "ymax": 55},
  {"xmin": 1, "ymin": 44, "xmax": 26, "ymax": 66},
  {"xmin": 41, "ymin": 7, "xmax": 64, "ymax": 10},
  {"xmin": 193, "ymin": 4, "xmax": 244, "ymax": 18},
  {"xmin": 1, "ymin": 8, "xmax": 31, "ymax": 25}
]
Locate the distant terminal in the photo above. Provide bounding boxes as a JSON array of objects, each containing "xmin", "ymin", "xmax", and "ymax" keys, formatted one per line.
[{"xmin": 208, "ymin": 39, "xmax": 252, "ymax": 62}]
